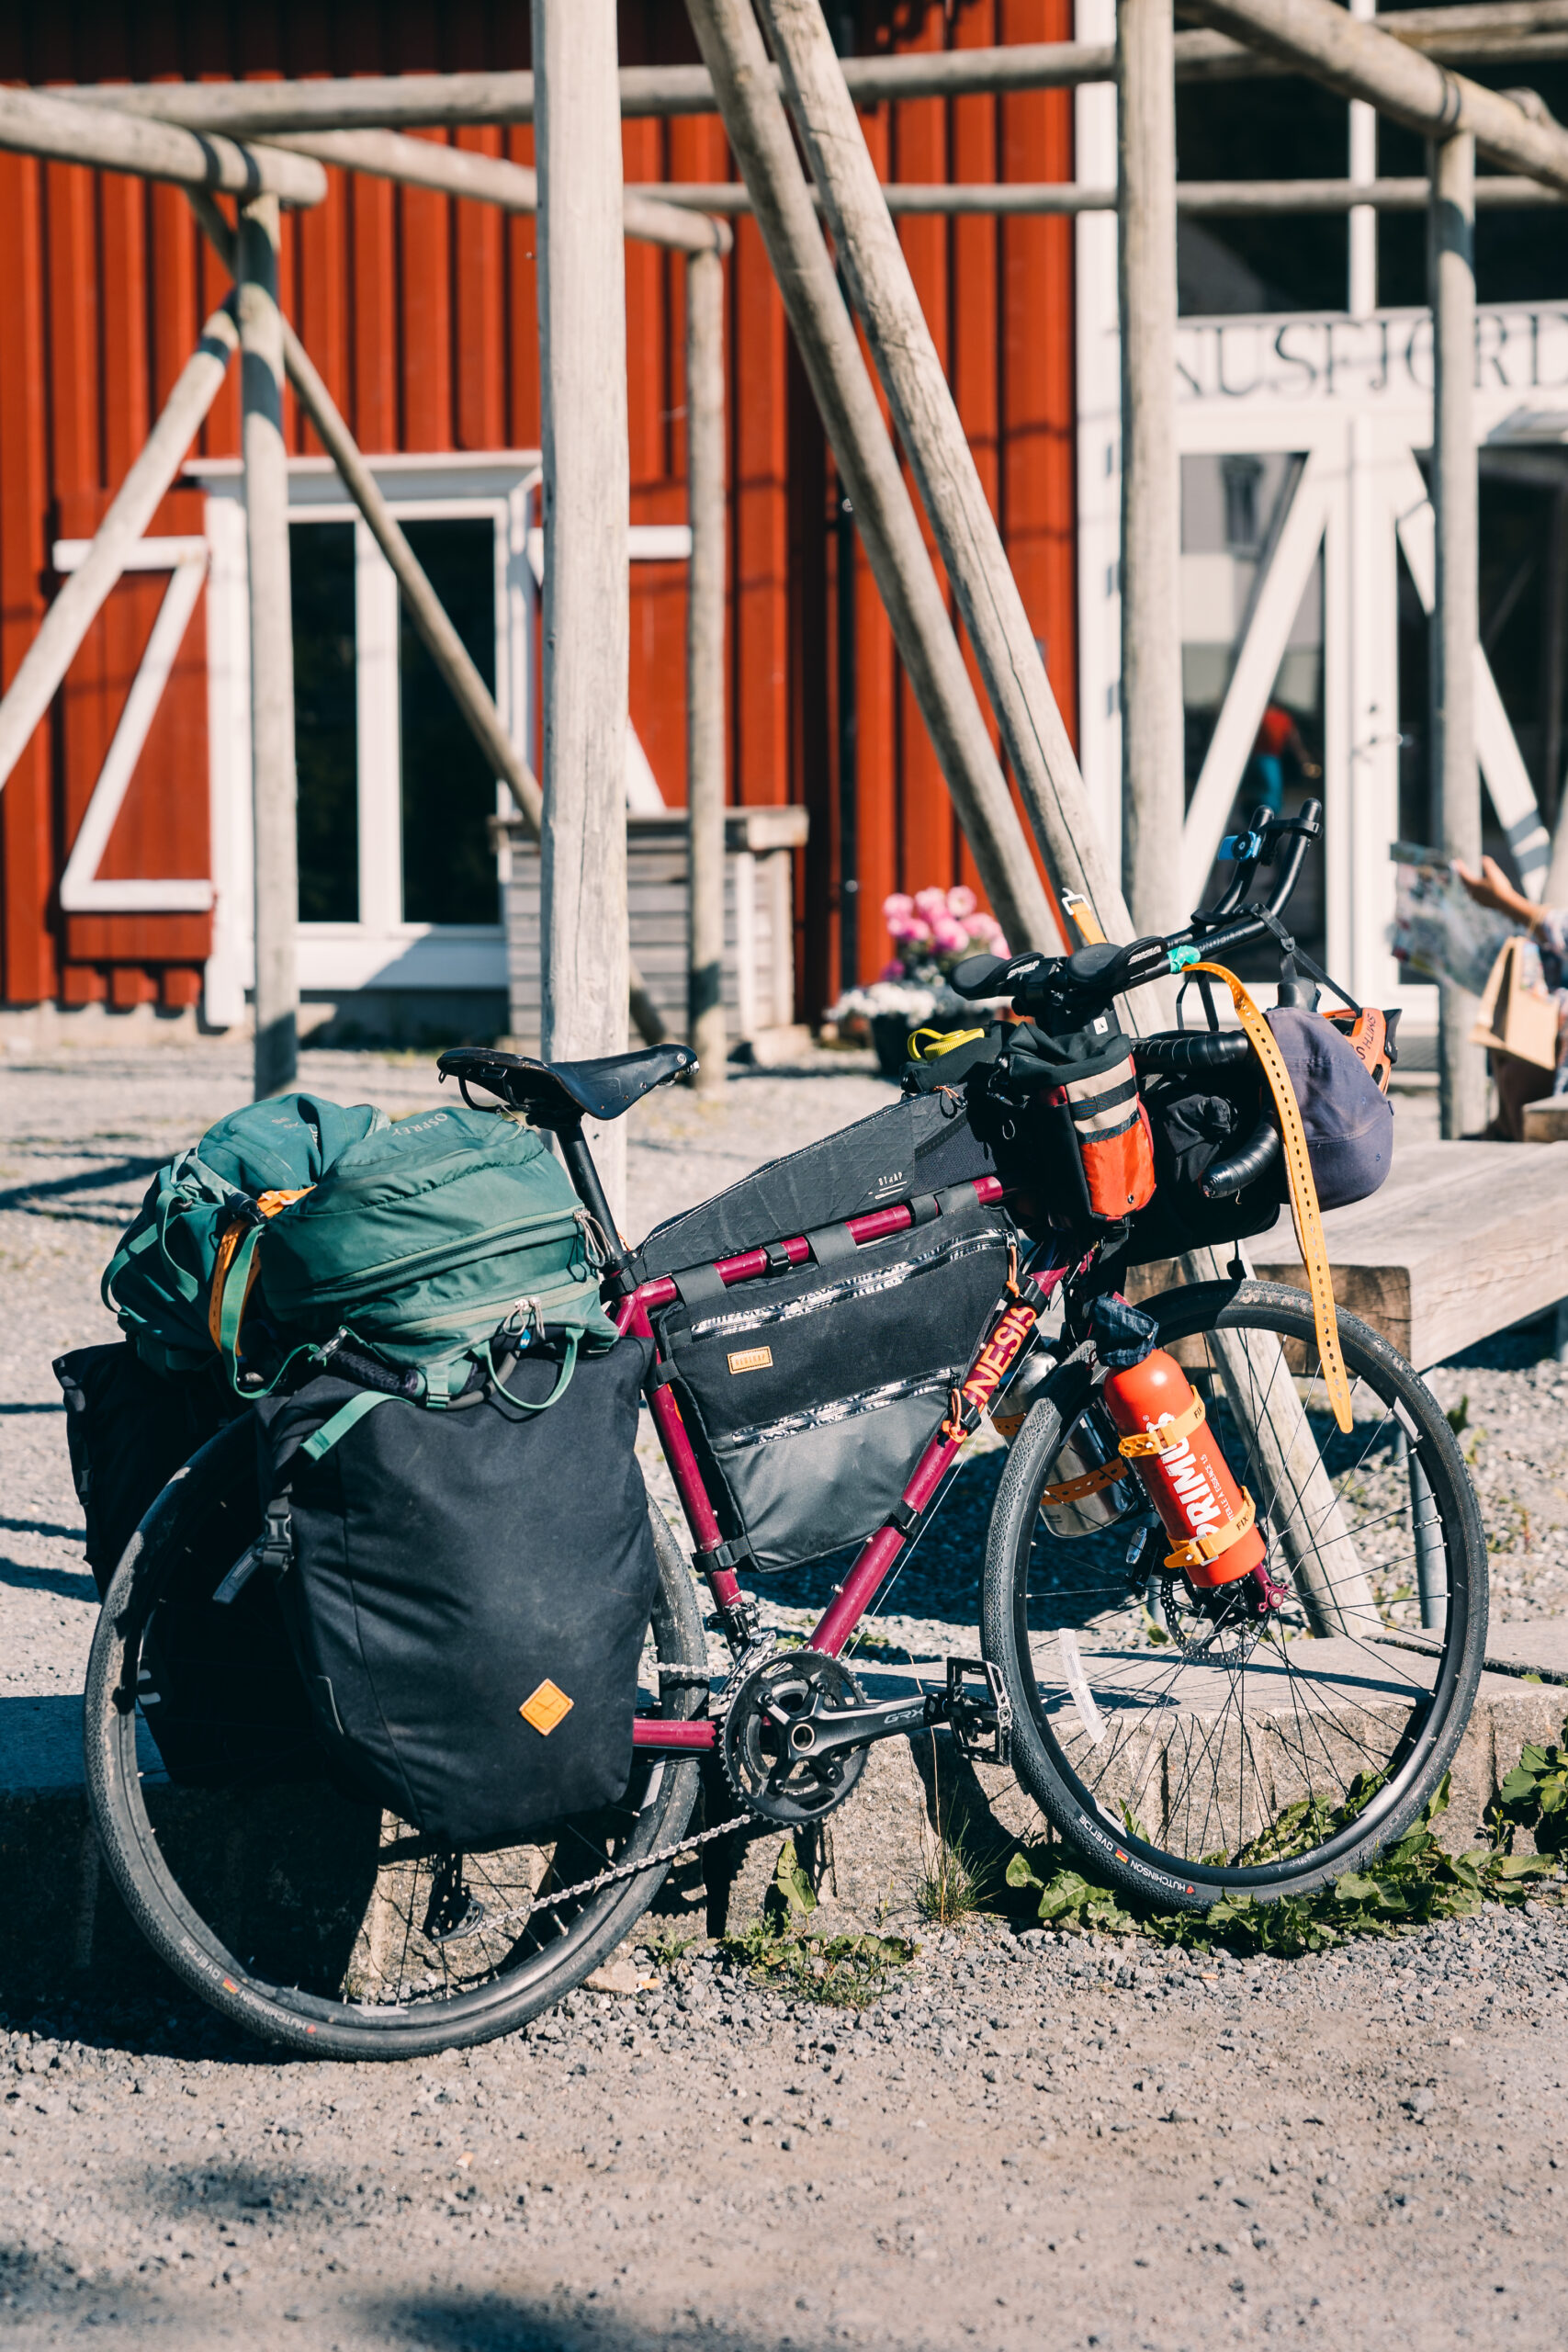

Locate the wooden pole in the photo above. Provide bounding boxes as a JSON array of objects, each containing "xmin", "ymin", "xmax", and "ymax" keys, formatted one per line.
[
  {"xmin": 633, "ymin": 175, "xmax": 1568, "ymax": 215},
  {"xmin": 1538, "ymin": 484, "xmax": 1568, "ymax": 858},
  {"xmin": 268, "ymin": 125, "xmax": 731, "ymax": 254},
  {"xmin": 1117, "ymin": 0, "xmax": 1186, "ymax": 938},
  {"xmin": 0, "ymin": 82, "xmax": 325, "ymax": 202},
  {"xmin": 1190, "ymin": 0, "xmax": 1568, "ymax": 192},
  {"xmin": 62, "ymin": 12, "xmax": 1568, "ymax": 133},
  {"xmin": 0, "ymin": 304, "xmax": 237, "ymax": 798},
  {"xmin": 755, "ymin": 0, "xmax": 1125, "ymax": 934},
  {"xmin": 686, "ymin": 247, "xmax": 728, "ymax": 1094},
  {"xmin": 682, "ymin": 0, "xmax": 1057, "ymax": 957},
  {"xmin": 238, "ymin": 193, "xmax": 299, "ymax": 1100},
  {"xmin": 533, "ymin": 0, "xmax": 632, "ymax": 1225},
  {"xmin": 1430, "ymin": 131, "xmax": 1486, "ymax": 1138}
]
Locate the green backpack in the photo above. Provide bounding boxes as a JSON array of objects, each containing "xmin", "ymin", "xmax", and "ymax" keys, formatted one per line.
[
  {"xmin": 248, "ymin": 1103, "xmax": 617, "ymax": 1403},
  {"xmin": 103, "ymin": 1093, "xmax": 387, "ymax": 1377}
]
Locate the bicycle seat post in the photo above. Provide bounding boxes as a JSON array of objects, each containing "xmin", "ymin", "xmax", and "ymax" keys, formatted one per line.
[{"xmin": 555, "ymin": 1117, "xmax": 635, "ymax": 1294}]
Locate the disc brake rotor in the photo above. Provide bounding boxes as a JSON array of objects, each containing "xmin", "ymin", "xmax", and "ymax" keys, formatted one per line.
[{"xmin": 720, "ymin": 1648, "xmax": 869, "ymax": 1825}]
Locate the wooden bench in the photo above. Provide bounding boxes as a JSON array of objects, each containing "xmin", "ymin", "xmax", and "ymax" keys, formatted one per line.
[{"xmin": 1249, "ymin": 1139, "xmax": 1568, "ymax": 1370}]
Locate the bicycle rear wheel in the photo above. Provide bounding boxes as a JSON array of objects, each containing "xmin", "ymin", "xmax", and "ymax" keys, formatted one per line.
[
  {"xmin": 981, "ymin": 1280, "xmax": 1488, "ymax": 1906},
  {"xmin": 84, "ymin": 1419, "xmax": 707, "ymax": 2058}
]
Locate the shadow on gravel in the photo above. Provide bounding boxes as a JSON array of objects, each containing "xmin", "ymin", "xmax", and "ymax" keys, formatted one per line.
[{"xmin": 376, "ymin": 2293, "xmax": 838, "ymax": 2352}]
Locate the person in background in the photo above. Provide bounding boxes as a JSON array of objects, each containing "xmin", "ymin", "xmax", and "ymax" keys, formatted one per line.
[
  {"xmin": 1247, "ymin": 701, "xmax": 1321, "ymax": 814},
  {"xmin": 1455, "ymin": 854, "xmax": 1568, "ymax": 1138}
]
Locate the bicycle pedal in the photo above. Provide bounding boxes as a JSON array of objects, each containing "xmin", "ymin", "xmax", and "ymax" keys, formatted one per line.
[{"xmin": 943, "ymin": 1656, "xmax": 1012, "ymax": 1767}]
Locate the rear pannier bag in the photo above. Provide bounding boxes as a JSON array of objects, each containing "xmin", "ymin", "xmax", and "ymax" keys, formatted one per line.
[
  {"xmin": 52, "ymin": 1365, "xmax": 316, "ymax": 1788},
  {"xmin": 655, "ymin": 1191, "xmax": 1012, "ymax": 1573},
  {"xmin": 255, "ymin": 1103, "xmax": 618, "ymax": 1397},
  {"xmin": 969, "ymin": 1013, "xmax": 1156, "ymax": 1230},
  {"xmin": 257, "ymin": 1335, "xmax": 660, "ymax": 1852},
  {"xmin": 55, "ymin": 1340, "xmax": 239, "ymax": 1595}
]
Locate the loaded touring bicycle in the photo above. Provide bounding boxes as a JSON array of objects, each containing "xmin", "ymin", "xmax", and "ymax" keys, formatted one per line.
[{"xmin": 76, "ymin": 804, "xmax": 1488, "ymax": 2056}]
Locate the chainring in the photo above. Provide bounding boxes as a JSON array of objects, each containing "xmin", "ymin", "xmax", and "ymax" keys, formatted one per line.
[{"xmin": 719, "ymin": 1648, "xmax": 869, "ymax": 1825}]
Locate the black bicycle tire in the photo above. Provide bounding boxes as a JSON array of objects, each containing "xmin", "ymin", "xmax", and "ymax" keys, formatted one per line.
[
  {"xmin": 83, "ymin": 1421, "xmax": 708, "ymax": 2059},
  {"xmin": 981, "ymin": 1279, "xmax": 1489, "ymax": 1908}
]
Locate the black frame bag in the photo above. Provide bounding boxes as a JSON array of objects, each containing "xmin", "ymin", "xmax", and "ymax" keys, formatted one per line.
[
  {"xmin": 258, "ymin": 1335, "xmax": 660, "ymax": 1852},
  {"xmin": 655, "ymin": 1191, "xmax": 1012, "ymax": 1574}
]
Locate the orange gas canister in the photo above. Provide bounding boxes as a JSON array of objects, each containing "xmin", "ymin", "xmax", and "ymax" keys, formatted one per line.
[{"xmin": 1100, "ymin": 1350, "xmax": 1266, "ymax": 1588}]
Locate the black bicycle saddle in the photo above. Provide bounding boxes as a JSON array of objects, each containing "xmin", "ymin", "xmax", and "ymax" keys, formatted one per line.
[{"xmin": 438, "ymin": 1042, "xmax": 695, "ymax": 1124}]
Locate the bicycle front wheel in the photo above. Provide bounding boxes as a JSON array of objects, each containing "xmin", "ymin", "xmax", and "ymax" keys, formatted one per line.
[
  {"xmin": 981, "ymin": 1280, "xmax": 1488, "ymax": 1907},
  {"xmin": 85, "ymin": 1419, "xmax": 708, "ymax": 2059}
]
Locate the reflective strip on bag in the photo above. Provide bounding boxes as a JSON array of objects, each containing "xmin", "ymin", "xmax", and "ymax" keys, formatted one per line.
[{"xmin": 1064, "ymin": 1058, "xmax": 1141, "ymax": 1136}]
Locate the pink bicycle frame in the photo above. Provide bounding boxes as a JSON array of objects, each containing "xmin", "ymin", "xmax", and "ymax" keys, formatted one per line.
[{"xmin": 615, "ymin": 1178, "xmax": 1069, "ymax": 1754}]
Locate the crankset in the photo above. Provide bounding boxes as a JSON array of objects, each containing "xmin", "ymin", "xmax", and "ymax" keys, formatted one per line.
[{"xmin": 719, "ymin": 1648, "xmax": 1012, "ymax": 1826}]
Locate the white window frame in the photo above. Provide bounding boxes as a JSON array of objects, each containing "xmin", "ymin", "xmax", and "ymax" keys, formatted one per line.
[{"xmin": 192, "ymin": 452, "xmax": 539, "ymax": 1025}]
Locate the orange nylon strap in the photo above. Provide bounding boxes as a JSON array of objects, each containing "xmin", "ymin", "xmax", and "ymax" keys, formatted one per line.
[
  {"xmin": 1038, "ymin": 1455, "xmax": 1132, "ymax": 1507},
  {"xmin": 1061, "ymin": 891, "xmax": 1108, "ymax": 947},
  {"xmin": 205, "ymin": 1186, "xmax": 314, "ymax": 1354},
  {"xmin": 1116, "ymin": 1393, "xmax": 1206, "ymax": 1457},
  {"xmin": 1164, "ymin": 1487, "xmax": 1257, "ymax": 1573},
  {"xmin": 1186, "ymin": 961, "xmax": 1354, "ymax": 1435}
]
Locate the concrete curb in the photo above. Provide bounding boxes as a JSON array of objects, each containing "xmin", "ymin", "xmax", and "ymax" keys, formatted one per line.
[{"xmin": 6, "ymin": 1634, "xmax": 1563, "ymax": 2008}]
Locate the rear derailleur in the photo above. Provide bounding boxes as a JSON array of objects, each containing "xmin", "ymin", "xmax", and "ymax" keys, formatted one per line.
[{"xmin": 719, "ymin": 1647, "xmax": 1011, "ymax": 1826}]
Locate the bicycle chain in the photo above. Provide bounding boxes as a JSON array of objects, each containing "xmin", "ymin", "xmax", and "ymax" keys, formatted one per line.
[{"xmin": 462, "ymin": 1805, "xmax": 757, "ymax": 1947}]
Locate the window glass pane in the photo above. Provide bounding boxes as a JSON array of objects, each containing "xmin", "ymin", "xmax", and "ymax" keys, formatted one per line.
[
  {"xmin": 400, "ymin": 518, "xmax": 499, "ymax": 926},
  {"xmin": 291, "ymin": 520, "xmax": 358, "ymax": 922}
]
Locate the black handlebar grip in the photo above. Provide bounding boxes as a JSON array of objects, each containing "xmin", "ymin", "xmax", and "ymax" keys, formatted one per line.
[
  {"xmin": 1202, "ymin": 1114, "xmax": 1281, "ymax": 1200},
  {"xmin": 1132, "ymin": 1031, "xmax": 1253, "ymax": 1074}
]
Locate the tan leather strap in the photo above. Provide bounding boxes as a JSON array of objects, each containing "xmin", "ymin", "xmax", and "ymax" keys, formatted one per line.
[
  {"xmin": 1039, "ymin": 1455, "xmax": 1132, "ymax": 1507},
  {"xmin": 1117, "ymin": 1393, "xmax": 1206, "ymax": 1457},
  {"xmin": 1164, "ymin": 1487, "xmax": 1257, "ymax": 1572},
  {"xmin": 1186, "ymin": 961, "xmax": 1354, "ymax": 1435}
]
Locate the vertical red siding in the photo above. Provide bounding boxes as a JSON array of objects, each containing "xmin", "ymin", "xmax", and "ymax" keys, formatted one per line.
[
  {"xmin": 892, "ymin": 12, "xmax": 954, "ymax": 904},
  {"xmin": 0, "ymin": 151, "xmax": 53, "ymax": 1004},
  {"xmin": 0, "ymin": 1, "xmax": 1081, "ymax": 1020}
]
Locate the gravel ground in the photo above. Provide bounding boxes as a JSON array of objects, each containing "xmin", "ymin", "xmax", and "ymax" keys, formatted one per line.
[
  {"xmin": 5, "ymin": 1038, "xmax": 1568, "ymax": 2351},
  {"xmin": 2, "ymin": 1905, "xmax": 1565, "ymax": 2350}
]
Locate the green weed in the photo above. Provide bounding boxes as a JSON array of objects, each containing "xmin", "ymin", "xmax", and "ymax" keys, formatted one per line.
[{"xmin": 1001, "ymin": 1719, "xmax": 1568, "ymax": 1957}]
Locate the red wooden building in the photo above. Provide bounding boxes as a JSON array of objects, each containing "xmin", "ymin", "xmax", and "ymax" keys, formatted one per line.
[{"xmin": 0, "ymin": 0, "xmax": 1077, "ymax": 1039}]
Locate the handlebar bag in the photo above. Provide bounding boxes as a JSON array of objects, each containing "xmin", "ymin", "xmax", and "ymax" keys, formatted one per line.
[
  {"xmin": 256, "ymin": 1335, "xmax": 660, "ymax": 1852},
  {"xmin": 1119, "ymin": 1066, "xmax": 1285, "ymax": 1262},
  {"xmin": 967, "ymin": 1013, "xmax": 1156, "ymax": 1230},
  {"xmin": 653, "ymin": 1189, "xmax": 1011, "ymax": 1574}
]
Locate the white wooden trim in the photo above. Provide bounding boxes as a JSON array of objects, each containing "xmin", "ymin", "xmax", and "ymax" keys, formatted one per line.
[
  {"xmin": 1180, "ymin": 453, "xmax": 1332, "ymax": 908},
  {"xmin": 1390, "ymin": 449, "xmax": 1552, "ymax": 896},
  {"xmin": 52, "ymin": 536, "xmax": 208, "ymax": 572},
  {"xmin": 1073, "ymin": 0, "xmax": 1122, "ymax": 866},
  {"xmin": 57, "ymin": 543, "xmax": 214, "ymax": 915}
]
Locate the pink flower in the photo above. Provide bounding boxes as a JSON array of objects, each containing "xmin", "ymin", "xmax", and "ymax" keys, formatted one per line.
[
  {"xmin": 965, "ymin": 912, "xmax": 1001, "ymax": 943},
  {"xmin": 931, "ymin": 916, "xmax": 970, "ymax": 955},
  {"xmin": 883, "ymin": 892, "xmax": 914, "ymax": 922},
  {"xmin": 913, "ymin": 887, "xmax": 949, "ymax": 920},
  {"xmin": 946, "ymin": 885, "xmax": 977, "ymax": 918},
  {"xmin": 903, "ymin": 916, "xmax": 933, "ymax": 945},
  {"xmin": 990, "ymin": 934, "xmax": 1010, "ymax": 959},
  {"xmin": 879, "ymin": 957, "xmax": 905, "ymax": 981}
]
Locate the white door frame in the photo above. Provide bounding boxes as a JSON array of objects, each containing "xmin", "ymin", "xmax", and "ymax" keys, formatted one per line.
[{"xmin": 1073, "ymin": 141, "xmax": 1568, "ymax": 1013}]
